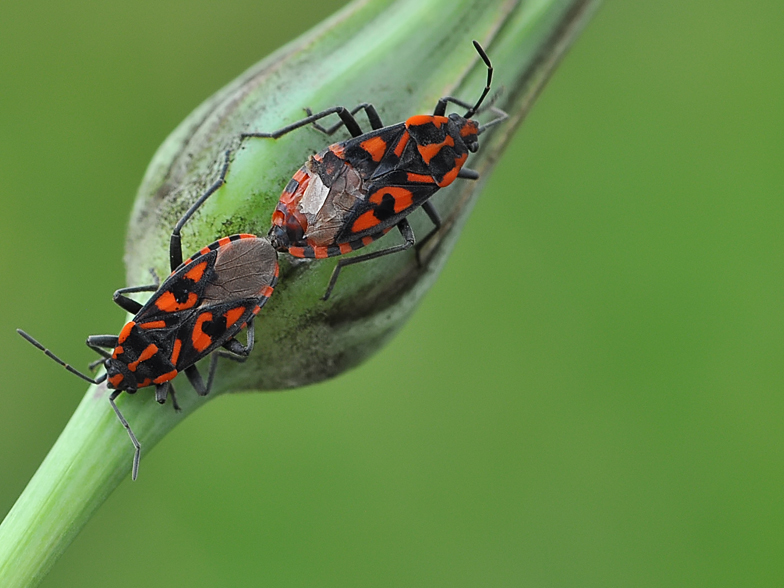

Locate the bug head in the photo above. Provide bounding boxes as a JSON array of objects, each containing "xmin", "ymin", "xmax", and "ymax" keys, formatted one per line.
[
  {"xmin": 105, "ymin": 359, "xmax": 136, "ymax": 391},
  {"xmin": 269, "ymin": 208, "xmax": 306, "ymax": 250},
  {"xmin": 448, "ymin": 114, "xmax": 480, "ymax": 152}
]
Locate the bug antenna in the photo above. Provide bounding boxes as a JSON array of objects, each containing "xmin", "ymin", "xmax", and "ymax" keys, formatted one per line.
[
  {"xmin": 464, "ymin": 40, "xmax": 493, "ymax": 119},
  {"xmin": 109, "ymin": 390, "xmax": 142, "ymax": 481},
  {"xmin": 17, "ymin": 329, "xmax": 105, "ymax": 385}
]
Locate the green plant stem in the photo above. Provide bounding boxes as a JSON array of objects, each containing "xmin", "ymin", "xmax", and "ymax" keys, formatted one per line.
[{"xmin": 0, "ymin": 0, "xmax": 600, "ymax": 585}]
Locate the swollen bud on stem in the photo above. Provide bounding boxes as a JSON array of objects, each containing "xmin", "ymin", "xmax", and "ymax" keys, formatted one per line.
[{"xmin": 125, "ymin": 0, "xmax": 600, "ymax": 393}]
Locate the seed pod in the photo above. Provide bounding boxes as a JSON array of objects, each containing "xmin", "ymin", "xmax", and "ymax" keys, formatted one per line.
[{"xmin": 125, "ymin": 0, "xmax": 600, "ymax": 392}]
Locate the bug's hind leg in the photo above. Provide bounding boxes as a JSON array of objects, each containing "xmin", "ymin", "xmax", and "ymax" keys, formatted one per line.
[
  {"xmin": 241, "ymin": 106, "xmax": 368, "ymax": 140},
  {"xmin": 322, "ymin": 219, "xmax": 416, "ymax": 301},
  {"xmin": 309, "ymin": 103, "xmax": 385, "ymax": 134}
]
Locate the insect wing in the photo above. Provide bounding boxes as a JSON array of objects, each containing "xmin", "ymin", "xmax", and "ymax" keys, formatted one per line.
[
  {"xmin": 167, "ymin": 236, "xmax": 278, "ymax": 370},
  {"xmin": 135, "ymin": 249, "xmax": 220, "ymax": 323},
  {"xmin": 336, "ymin": 181, "xmax": 439, "ymax": 242}
]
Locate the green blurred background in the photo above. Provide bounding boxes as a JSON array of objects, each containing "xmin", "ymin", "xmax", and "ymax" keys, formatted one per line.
[{"xmin": 1, "ymin": 1, "xmax": 783, "ymax": 586}]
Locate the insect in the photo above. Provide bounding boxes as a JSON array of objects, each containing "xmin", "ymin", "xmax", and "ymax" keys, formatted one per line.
[
  {"xmin": 18, "ymin": 152, "xmax": 279, "ymax": 480},
  {"xmin": 241, "ymin": 40, "xmax": 507, "ymax": 300}
]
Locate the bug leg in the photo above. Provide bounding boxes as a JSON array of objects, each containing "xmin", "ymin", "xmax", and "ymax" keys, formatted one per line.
[
  {"xmin": 322, "ymin": 219, "xmax": 416, "ymax": 301},
  {"xmin": 184, "ymin": 361, "xmax": 214, "ymax": 397},
  {"xmin": 457, "ymin": 168, "xmax": 479, "ymax": 180},
  {"xmin": 432, "ymin": 96, "xmax": 507, "ymax": 132},
  {"xmin": 108, "ymin": 389, "xmax": 142, "ymax": 481},
  {"xmin": 168, "ymin": 384, "xmax": 181, "ymax": 412},
  {"xmin": 155, "ymin": 382, "xmax": 170, "ymax": 404},
  {"xmin": 86, "ymin": 334, "xmax": 118, "ymax": 370},
  {"xmin": 309, "ymin": 103, "xmax": 384, "ymax": 134},
  {"xmin": 433, "ymin": 95, "xmax": 473, "ymax": 115},
  {"xmin": 169, "ymin": 149, "xmax": 233, "ymax": 271},
  {"xmin": 112, "ymin": 285, "xmax": 158, "ymax": 314},
  {"xmin": 17, "ymin": 329, "xmax": 107, "ymax": 385},
  {"xmin": 217, "ymin": 319, "xmax": 255, "ymax": 363},
  {"xmin": 414, "ymin": 201, "xmax": 443, "ymax": 266},
  {"xmin": 148, "ymin": 267, "xmax": 161, "ymax": 287},
  {"xmin": 476, "ymin": 107, "xmax": 508, "ymax": 133},
  {"xmin": 241, "ymin": 105, "xmax": 366, "ymax": 140},
  {"xmin": 88, "ymin": 358, "xmax": 106, "ymax": 371}
]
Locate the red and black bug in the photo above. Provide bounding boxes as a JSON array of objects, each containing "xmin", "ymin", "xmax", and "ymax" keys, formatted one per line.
[
  {"xmin": 18, "ymin": 152, "xmax": 279, "ymax": 479},
  {"xmin": 241, "ymin": 41, "xmax": 507, "ymax": 300}
]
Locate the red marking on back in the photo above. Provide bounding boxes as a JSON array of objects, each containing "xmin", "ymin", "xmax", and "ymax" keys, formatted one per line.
[
  {"xmin": 118, "ymin": 322, "xmax": 135, "ymax": 344},
  {"xmin": 288, "ymin": 247, "xmax": 306, "ymax": 258},
  {"xmin": 362, "ymin": 236, "xmax": 374, "ymax": 246},
  {"xmin": 128, "ymin": 344, "xmax": 159, "ymax": 372},
  {"xmin": 156, "ymin": 291, "xmax": 198, "ymax": 313},
  {"xmin": 370, "ymin": 186, "xmax": 414, "ymax": 213},
  {"xmin": 139, "ymin": 320, "xmax": 166, "ymax": 330},
  {"xmin": 293, "ymin": 168, "xmax": 308, "ymax": 183},
  {"xmin": 313, "ymin": 247, "xmax": 329, "ymax": 259},
  {"xmin": 393, "ymin": 131, "xmax": 409, "ymax": 157},
  {"xmin": 407, "ymin": 172, "xmax": 435, "ymax": 183},
  {"xmin": 437, "ymin": 153, "xmax": 468, "ymax": 187},
  {"xmin": 261, "ymin": 286, "xmax": 274, "ymax": 298},
  {"xmin": 360, "ymin": 136, "xmax": 387, "ymax": 162},
  {"xmin": 352, "ymin": 210, "xmax": 381, "ymax": 233},
  {"xmin": 338, "ymin": 243, "xmax": 353, "ymax": 255},
  {"xmin": 170, "ymin": 339, "xmax": 182, "ymax": 366},
  {"xmin": 329, "ymin": 143, "xmax": 346, "ymax": 158},
  {"xmin": 418, "ymin": 135, "xmax": 455, "ymax": 165},
  {"xmin": 138, "ymin": 378, "xmax": 152, "ymax": 388},
  {"xmin": 153, "ymin": 370, "xmax": 177, "ymax": 385},
  {"xmin": 406, "ymin": 115, "xmax": 448, "ymax": 128},
  {"xmin": 217, "ymin": 236, "xmax": 231, "ymax": 247},
  {"xmin": 192, "ymin": 312, "xmax": 213, "ymax": 352},
  {"xmin": 272, "ymin": 210, "xmax": 285, "ymax": 226},
  {"xmin": 108, "ymin": 374, "xmax": 124, "ymax": 388},
  {"xmin": 112, "ymin": 345, "xmax": 123, "ymax": 359},
  {"xmin": 252, "ymin": 305, "xmax": 261, "ymax": 314},
  {"xmin": 200, "ymin": 246, "xmax": 211, "ymax": 255},
  {"xmin": 184, "ymin": 261, "xmax": 208, "ymax": 282},
  {"xmin": 224, "ymin": 306, "xmax": 246, "ymax": 329}
]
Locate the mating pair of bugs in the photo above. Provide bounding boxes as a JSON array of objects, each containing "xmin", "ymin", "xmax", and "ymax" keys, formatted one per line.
[{"xmin": 19, "ymin": 41, "xmax": 507, "ymax": 479}]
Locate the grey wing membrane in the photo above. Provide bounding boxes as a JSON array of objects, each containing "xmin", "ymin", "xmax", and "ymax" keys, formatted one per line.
[{"xmin": 170, "ymin": 237, "xmax": 278, "ymax": 370}]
